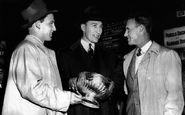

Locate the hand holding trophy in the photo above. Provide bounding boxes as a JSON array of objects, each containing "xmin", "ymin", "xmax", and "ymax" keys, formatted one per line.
[
  {"xmin": 69, "ymin": 71, "xmax": 114, "ymax": 108},
  {"xmin": 70, "ymin": 92, "xmax": 82, "ymax": 105}
]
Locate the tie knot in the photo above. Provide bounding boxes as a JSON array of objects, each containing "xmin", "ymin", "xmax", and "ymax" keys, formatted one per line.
[
  {"xmin": 136, "ymin": 48, "xmax": 142, "ymax": 56},
  {"xmin": 88, "ymin": 43, "xmax": 93, "ymax": 51},
  {"xmin": 89, "ymin": 43, "xmax": 92, "ymax": 48}
]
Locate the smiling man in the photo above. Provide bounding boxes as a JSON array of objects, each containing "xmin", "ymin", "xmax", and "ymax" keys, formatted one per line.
[
  {"xmin": 57, "ymin": 6, "xmax": 124, "ymax": 115},
  {"xmin": 123, "ymin": 11, "xmax": 184, "ymax": 115},
  {"xmin": 1, "ymin": 0, "xmax": 82, "ymax": 115}
]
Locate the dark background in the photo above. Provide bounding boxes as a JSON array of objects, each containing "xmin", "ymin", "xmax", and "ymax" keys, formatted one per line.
[
  {"xmin": 1, "ymin": 0, "xmax": 185, "ymax": 57},
  {"xmin": 1, "ymin": 0, "xmax": 185, "ymax": 114}
]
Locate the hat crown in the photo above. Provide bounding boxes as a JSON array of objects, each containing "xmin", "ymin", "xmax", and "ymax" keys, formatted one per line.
[
  {"xmin": 21, "ymin": 0, "xmax": 46, "ymax": 21},
  {"xmin": 83, "ymin": 6, "xmax": 100, "ymax": 15},
  {"xmin": 21, "ymin": 0, "xmax": 58, "ymax": 28},
  {"xmin": 80, "ymin": 6, "xmax": 105, "ymax": 23}
]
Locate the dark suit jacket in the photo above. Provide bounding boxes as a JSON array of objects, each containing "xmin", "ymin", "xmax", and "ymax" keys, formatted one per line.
[{"xmin": 57, "ymin": 39, "xmax": 124, "ymax": 115}]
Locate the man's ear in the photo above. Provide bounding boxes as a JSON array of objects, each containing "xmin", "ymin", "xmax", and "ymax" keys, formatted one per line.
[
  {"xmin": 139, "ymin": 25, "xmax": 145, "ymax": 33},
  {"xmin": 81, "ymin": 23, "xmax": 85, "ymax": 32},
  {"xmin": 34, "ymin": 20, "xmax": 41, "ymax": 29}
]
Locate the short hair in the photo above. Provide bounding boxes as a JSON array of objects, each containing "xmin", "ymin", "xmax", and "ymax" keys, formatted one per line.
[{"xmin": 127, "ymin": 11, "xmax": 153, "ymax": 34}]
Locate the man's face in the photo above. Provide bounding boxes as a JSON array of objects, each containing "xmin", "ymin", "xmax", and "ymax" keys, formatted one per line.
[
  {"xmin": 39, "ymin": 14, "xmax": 56, "ymax": 42},
  {"xmin": 124, "ymin": 19, "xmax": 141, "ymax": 46},
  {"xmin": 81, "ymin": 20, "xmax": 103, "ymax": 43}
]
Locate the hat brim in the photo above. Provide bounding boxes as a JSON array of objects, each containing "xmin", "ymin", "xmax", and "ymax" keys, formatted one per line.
[
  {"xmin": 82, "ymin": 17, "xmax": 106, "ymax": 23},
  {"xmin": 75, "ymin": 17, "xmax": 107, "ymax": 28},
  {"xmin": 21, "ymin": 10, "xmax": 58, "ymax": 29}
]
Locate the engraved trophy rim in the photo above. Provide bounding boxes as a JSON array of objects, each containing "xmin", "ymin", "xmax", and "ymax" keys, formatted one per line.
[{"xmin": 69, "ymin": 71, "xmax": 114, "ymax": 108}]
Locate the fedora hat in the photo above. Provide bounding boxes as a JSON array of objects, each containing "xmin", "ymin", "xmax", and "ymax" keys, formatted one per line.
[
  {"xmin": 77, "ymin": 6, "xmax": 106, "ymax": 26},
  {"xmin": 21, "ymin": 0, "xmax": 58, "ymax": 28}
]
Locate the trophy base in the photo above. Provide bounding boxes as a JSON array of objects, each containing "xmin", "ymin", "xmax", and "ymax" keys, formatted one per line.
[{"xmin": 81, "ymin": 97, "xmax": 99, "ymax": 108}]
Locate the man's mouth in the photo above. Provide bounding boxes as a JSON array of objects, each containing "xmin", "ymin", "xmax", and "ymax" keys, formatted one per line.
[
  {"xmin": 94, "ymin": 34, "xmax": 100, "ymax": 39},
  {"xmin": 50, "ymin": 32, "xmax": 53, "ymax": 37}
]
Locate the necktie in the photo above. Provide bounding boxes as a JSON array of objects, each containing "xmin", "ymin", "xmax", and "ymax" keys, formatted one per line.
[
  {"xmin": 88, "ymin": 43, "xmax": 93, "ymax": 58},
  {"xmin": 136, "ymin": 48, "xmax": 142, "ymax": 56}
]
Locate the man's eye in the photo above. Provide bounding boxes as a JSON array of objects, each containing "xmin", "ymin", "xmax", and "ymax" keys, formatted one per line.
[{"xmin": 49, "ymin": 22, "xmax": 54, "ymax": 26}]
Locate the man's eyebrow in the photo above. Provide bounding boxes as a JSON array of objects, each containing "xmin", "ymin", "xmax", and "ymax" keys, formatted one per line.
[
  {"xmin": 90, "ymin": 22, "xmax": 98, "ymax": 25},
  {"xmin": 51, "ymin": 20, "xmax": 55, "ymax": 23}
]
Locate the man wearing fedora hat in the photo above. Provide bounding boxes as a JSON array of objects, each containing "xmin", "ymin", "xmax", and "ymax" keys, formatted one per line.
[
  {"xmin": 57, "ymin": 6, "xmax": 124, "ymax": 115},
  {"xmin": 1, "ymin": 0, "xmax": 82, "ymax": 115}
]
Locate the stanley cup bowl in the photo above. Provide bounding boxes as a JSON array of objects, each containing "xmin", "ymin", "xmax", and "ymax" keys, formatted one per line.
[{"xmin": 69, "ymin": 71, "xmax": 114, "ymax": 108}]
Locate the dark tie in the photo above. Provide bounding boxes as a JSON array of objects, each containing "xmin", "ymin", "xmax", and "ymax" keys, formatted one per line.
[
  {"xmin": 136, "ymin": 48, "xmax": 142, "ymax": 56},
  {"xmin": 88, "ymin": 43, "xmax": 93, "ymax": 58}
]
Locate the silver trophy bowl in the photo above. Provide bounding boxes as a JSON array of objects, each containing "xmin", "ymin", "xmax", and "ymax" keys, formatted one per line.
[{"xmin": 69, "ymin": 71, "xmax": 114, "ymax": 108}]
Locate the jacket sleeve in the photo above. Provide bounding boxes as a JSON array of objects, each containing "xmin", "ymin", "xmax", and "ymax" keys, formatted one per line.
[
  {"xmin": 111, "ymin": 54, "xmax": 125, "ymax": 101},
  {"xmin": 11, "ymin": 44, "xmax": 71, "ymax": 112},
  {"xmin": 164, "ymin": 50, "xmax": 184, "ymax": 115},
  {"xmin": 56, "ymin": 48, "xmax": 71, "ymax": 90}
]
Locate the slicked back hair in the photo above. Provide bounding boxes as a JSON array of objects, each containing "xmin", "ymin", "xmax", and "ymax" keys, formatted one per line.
[{"xmin": 127, "ymin": 11, "xmax": 153, "ymax": 34}]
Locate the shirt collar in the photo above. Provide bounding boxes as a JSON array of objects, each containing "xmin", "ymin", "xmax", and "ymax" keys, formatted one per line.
[
  {"xmin": 140, "ymin": 40, "xmax": 152, "ymax": 54},
  {"xmin": 81, "ymin": 39, "xmax": 95, "ymax": 51},
  {"xmin": 27, "ymin": 35, "xmax": 43, "ymax": 44}
]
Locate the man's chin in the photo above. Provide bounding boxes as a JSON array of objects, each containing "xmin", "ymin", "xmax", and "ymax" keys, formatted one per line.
[
  {"xmin": 92, "ymin": 39, "xmax": 98, "ymax": 43},
  {"xmin": 45, "ymin": 38, "xmax": 52, "ymax": 42},
  {"xmin": 128, "ymin": 42, "xmax": 134, "ymax": 46}
]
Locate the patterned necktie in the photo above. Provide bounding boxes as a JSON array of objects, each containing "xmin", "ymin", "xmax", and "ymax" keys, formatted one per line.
[
  {"xmin": 136, "ymin": 48, "xmax": 142, "ymax": 56},
  {"xmin": 88, "ymin": 43, "xmax": 93, "ymax": 58}
]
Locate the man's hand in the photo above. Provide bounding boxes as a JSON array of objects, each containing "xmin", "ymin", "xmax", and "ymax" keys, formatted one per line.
[{"xmin": 70, "ymin": 92, "xmax": 82, "ymax": 105}]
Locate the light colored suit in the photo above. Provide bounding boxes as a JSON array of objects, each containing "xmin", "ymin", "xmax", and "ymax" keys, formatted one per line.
[
  {"xmin": 2, "ymin": 35, "xmax": 71, "ymax": 115},
  {"xmin": 123, "ymin": 41, "xmax": 184, "ymax": 115}
]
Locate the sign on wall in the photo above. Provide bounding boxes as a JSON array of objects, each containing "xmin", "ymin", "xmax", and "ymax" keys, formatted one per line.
[
  {"xmin": 164, "ymin": 26, "xmax": 185, "ymax": 49},
  {"xmin": 177, "ymin": 10, "xmax": 185, "ymax": 18},
  {"xmin": 99, "ymin": 20, "xmax": 124, "ymax": 52}
]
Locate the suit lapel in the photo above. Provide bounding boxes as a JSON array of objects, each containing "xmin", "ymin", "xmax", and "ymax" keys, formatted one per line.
[
  {"xmin": 71, "ymin": 40, "xmax": 94, "ymax": 70},
  {"xmin": 140, "ymin": 51, "xmax": 151, "ymax": 64},
  {"xmin": 127, "ymin": 50, "xmax": 137, "ymax": 79},
  {"xmin": 140, "ymin": 42, "xmax": 157, "ymax": 64}
]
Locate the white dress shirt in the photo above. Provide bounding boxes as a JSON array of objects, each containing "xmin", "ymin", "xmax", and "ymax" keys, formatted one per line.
[
  {"xmin": 135, "ymin": 40, "xmax": 152, "ymax": 73},
  {"xmin": 81, "ymin": 39, "xmax": 95, "ymax": 52}
]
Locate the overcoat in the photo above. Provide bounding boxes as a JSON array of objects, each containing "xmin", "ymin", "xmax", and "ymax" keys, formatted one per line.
[
  {"xmin": 123, "ymin": 41, "xmax": 184, "ymax": 115},
  {"xmin": 2, "ymin": 35, "xmax": 72, "ymax": 115},
  {"xmin": 57, "ymin": 39, "xmax": 124, "ymax": 115}
]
